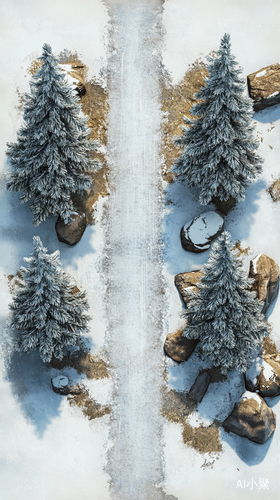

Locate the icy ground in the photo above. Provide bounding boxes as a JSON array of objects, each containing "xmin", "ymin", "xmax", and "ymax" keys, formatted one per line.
[{"xmin": 103, "ymin": 1, "xmax": 172, "ymax": 498}]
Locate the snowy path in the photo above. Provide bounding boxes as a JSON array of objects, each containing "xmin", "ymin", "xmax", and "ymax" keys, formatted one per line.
[{"xmin": 104, "ymin": 1, "xmax": 170, "ymax": 499}]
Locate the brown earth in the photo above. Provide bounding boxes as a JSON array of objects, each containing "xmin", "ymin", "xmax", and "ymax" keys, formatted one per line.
[
  {"xmin": 68, "ymin": 385, "xmax": 110, "ymax": 420},
  {"xmin": 161, "ymin": 370, "xmax": 223, "ymax": 455},
  {"xmin": 161, "ymin": 60, "xmax": 208, "ymax": 183},
  {"xmin": 232, "ymin": 240, "xmax": 251, "ymax": 257},
  {"xmin": 49, "ymin": 350, "xmax": 109, "ymax": 380}
]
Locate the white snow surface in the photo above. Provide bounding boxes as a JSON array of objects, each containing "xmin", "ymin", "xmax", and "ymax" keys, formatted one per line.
[
  {"xmin": 0, "ymin": 2, "xmax": 111, "ymax": 497},
  {"xmin": 103, "ymin": 1, "xmax": 171, "ymax": 499},
  {"xmin": 268, "ymin": 91, "xmax": 280, "ymax": 98},
  {"xmin": 246, "ymin": 357, "xmax": 263, "ymax": 385},
  {"xmin": 52, "ymin": 376, "xmax": 69, "ymax": 389},
  {"xmin": 241, "ymin": 391, "xmax": 262, "ymax": 409},
  {"xmin": 162, "ymin": 2, "xmax": 280, "ymax": 498},
  {"xmin": 256, "ymin": 69, "xmax": 267, "ymax": 78},
  {"xmin": 252, "ymin": 253, "xmax": 262, "ymax": 274},
  {"xmin": 185, "ymin": 211, "xmax": 223, "ymax": 246}
]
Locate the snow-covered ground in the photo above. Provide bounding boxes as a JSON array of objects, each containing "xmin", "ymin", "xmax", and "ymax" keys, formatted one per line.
[
  {"xmin": 0, "ymin": 1, "xmax": 111, "ymax": 499},
  {"xmin": 162, "ymin": 1, "xmax": 280, "ymax": 498},
  {"xmin": 103, "ymin": 1, "xmax": 170, "ymax": 498},
  {"xmin": 2, "ymin": 0, "xmax": 280, "ymax": 498}
]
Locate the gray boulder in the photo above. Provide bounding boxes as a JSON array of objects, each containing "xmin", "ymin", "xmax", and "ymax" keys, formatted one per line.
[
  {"xmin": 189, "ymin": 371, "xmax": 211, "ymax": 403},
  {"xmin": 223, "ymin": 391, "xmax": 276, "ymax": 444},
  {"xmin": 180, "ymin": 211, "xmax": 224, "ymax": 253},
  {"xmin": 55, "ymin": 211, "xmax": 86, "ymax": 246}
]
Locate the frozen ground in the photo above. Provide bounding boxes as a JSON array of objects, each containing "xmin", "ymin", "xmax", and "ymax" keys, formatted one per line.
[
  {"xmin": 162, "ymin": 1, "xmax": 280, "ymax": 498},
  {"xmin": 103, "ymin": 1, "xmax": 172, "ymax": 498}
]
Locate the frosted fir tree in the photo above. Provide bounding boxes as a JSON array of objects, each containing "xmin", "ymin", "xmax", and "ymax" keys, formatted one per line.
[
  {"xmin": 6, "ymin": 44, "xmax": 100, "ymax": 226},
  {"xmin": 183, "ymin": 231, "xmax": 269, "ymax": 374},
  {"xmin": 173, "ymin": 33, "xmax": 263, "ymax": 206},
  {"xmin": 9, "ymin": 236, "xmax": 91, "ymax": 363}
]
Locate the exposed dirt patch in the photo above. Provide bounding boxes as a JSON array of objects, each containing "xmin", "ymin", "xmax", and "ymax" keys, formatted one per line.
[
  {"xmin": 7, "ymin": 271, "xmax": 22, "ymax": 295},
  {"xmin": 162, "ymin": 384, "xmax": 223, "ymax": 454},
  {"xmin": 161, "ymin": 60, "xmax": 208, "ymax": 183},
  {"xmin": 262, "ymin": 334, "xmax": 278, "ymax": 357},
  {"xmin": 49, "ymin": 350, "xmax": 109, "ymax": 380},
  {"xmin": 58, "ymin": 51, "xmax": 109, "ymax": 224},
  {"xmin": 232, "ymin": 240, "xmax": 251, "ymax": 257},
  {"xmin": 68, "ymin": 385, "xmax": 110, "ymax": 420},
  {"xmin": 182, "ymin": 422, "xmax": 222, "ymax": 453}
]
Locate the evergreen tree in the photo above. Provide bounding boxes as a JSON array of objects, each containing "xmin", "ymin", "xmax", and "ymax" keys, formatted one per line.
[
  {"xmin": 6, "ymin": 43, "xmax": 99, "ymax": 226},
  {"xmin": 173, "ymin": 33, "xmax": 263, "ymax": 205},
  {"xmin": 183, "ymin": 231, "xmax": 269, "ymax": 374},
  {"xmin": 9, "ymin": 236, "xmax": 91, "ymax": 363}
]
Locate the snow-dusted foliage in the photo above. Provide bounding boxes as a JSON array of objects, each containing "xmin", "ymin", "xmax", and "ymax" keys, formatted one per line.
[
  {"xmin": 6, "ymin": 43, "xmax": 100, "ymax": 226},
  {"xmin": 173, "ymin": 33, "xmax": 263, "ymax": 205},
  {"xmin": 9, "ymin": 236, "xmax": 91, "ymax": 363},
  {"xmin": 183, "ymin": 231, "xmax": 269, "ymax": 374}
]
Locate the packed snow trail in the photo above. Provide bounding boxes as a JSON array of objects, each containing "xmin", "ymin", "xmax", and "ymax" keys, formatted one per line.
[{"xmin": 103, "ymin": 1, "xmax": 173, "ymax": 499}]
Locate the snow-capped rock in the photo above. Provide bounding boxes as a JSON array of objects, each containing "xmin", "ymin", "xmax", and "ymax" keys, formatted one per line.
[
  {"xmin": 164, "ymin": 329, "xmax": 198, "ymax": 363},
  {"xmin": 245, "ymin": 355, "xmax": 280, "ymax": 397},
  {"xmin": 51, "ymin": 376, "xmax": 70, "ymax": 395},
  {"xmin": 55, "ymin": 211, "xmax": 86, "ymax": 246},
  {"xmin": 174, "ymin": 270, "xmax": 203, "ymax": 308},
  {"xmin": 222, "ymin": 390, "xmax": 276, "ymax": 444},
  {"xmin": 249, "ymin": 253, "xmax": 279, "ymax": 315},
  {"xmin": 180, "ymin": 211, "xmax": 224, "ymax": 253},
  {"xmin": 248, "ymin": 63, "xmax": 280, "ymax": 111}
]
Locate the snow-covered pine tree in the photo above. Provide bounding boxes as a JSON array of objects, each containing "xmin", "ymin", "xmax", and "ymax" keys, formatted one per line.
[
  {"xmin": 9, "ymin": 236, "xmax": 91, "ymax": 363},
  {"xmin": 173, "ymin": 33, "xmax": 263, "ymax": 206},
  {"xmin": 6, "ymin": 43, "xmax": 100, "ymax": 226},
  {"xmin": 183, "ymin": 231, "xmax": 269, "ymax": 374}
]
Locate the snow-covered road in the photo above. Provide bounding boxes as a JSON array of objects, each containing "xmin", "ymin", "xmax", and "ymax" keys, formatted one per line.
[{"xmin": 103, "ymin": 1, "xmax": 172, "ymax": 498}]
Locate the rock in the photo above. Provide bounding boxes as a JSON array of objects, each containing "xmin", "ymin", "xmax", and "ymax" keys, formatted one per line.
[
  {"xmin": 75, "ymin": 81, "xmax": 86, "ymax": 97},
  {"xmin": 249, "ymin": 254, "xmax": 279, "ymax": 314},
  {"xmin": 268, "ymin": 178, "xmax": 280, "ymax": 202},
  {"xmin": 247, "ymin": 63, "xmax": 280, "ymax": 111},
  {"xmin": 164, "ymin": 329, "xmax": 198, "ymax": 363},
  {"xmin": 174, "ymin": 270, "xmax": 203, "ymax": 308},
  {"xmin": 55, "ymin": 211, "xmax": 86, "ymax": 246},
  {"xmin": 223, "ymin": 391, "xmax": 276, "ymax": 444},
  {"xmin": 180, "ymin": 211, "xmax": 224, "ymax": 253},
  {"xmin": 189, "ymin": 371, "xmax": 211, "ymax": 403},
  {"xmin": 51, "ymin": 376, "xmax": 70, "ymax": 395},
  {"xmin": 245, "ymin": 355, "xmax": 280, "ymax": 398}
]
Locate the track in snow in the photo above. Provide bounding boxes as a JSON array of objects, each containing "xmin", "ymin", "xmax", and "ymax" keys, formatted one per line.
[{"xmin": 103, "ymin": 1, "xmax": 174, "ymax": 499}]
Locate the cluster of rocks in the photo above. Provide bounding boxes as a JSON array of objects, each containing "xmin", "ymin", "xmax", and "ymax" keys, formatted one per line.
[{"xmin": 164, "ymin": 252, "xmax": 279, "ymax": 444}]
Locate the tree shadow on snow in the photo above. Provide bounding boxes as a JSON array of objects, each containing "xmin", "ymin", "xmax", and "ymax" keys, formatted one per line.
[
  {"xmin": 5, "ymin": 346, "xmax": 87, "ymax": 437},
  {"xmin": 253, "ymin": 103, "xmax": 280, "ymax": 124},
  {"xmin": 220, "ymin": 426, "xmax": 274, "ymax": 465}
]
